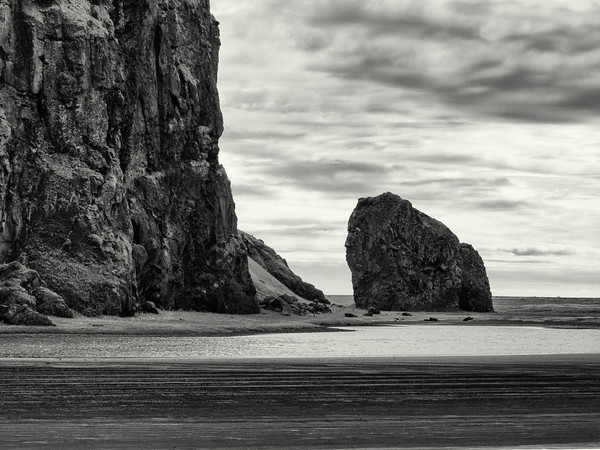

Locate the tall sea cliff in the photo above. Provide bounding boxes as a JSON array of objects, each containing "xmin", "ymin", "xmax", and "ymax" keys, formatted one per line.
[{"xmin": 0, "ymin": 0, "xmax": 258, "ymax": 317}]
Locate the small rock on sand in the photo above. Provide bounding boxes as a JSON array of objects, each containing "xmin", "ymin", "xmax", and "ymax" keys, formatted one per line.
[{"xmin": 141, "ymin": 301, "xmax": 160, "ymax": 314}]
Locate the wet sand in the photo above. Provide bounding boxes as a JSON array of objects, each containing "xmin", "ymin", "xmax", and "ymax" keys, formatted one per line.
[
  {"xmin": 1, "ymin": 297, "xmax": 599, "ymax": 447},
  {"xmin": 1, "ymin": 355, "xmax": 600, "ymax": 449}
]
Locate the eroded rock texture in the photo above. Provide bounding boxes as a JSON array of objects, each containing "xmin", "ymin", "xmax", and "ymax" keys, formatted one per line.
[
  {"xmin": 346, "ymin": 193, "xmax": 493, "ymax": 312},
  {"xmin": 0, "ymin": 0, "xmax": 257, "ymax": 317},
  {"xmin": 458, "ymin": 243, "xmax": 493, "ymax": 312},
  {"xmin": 0, "ymin": 261, "xmax": 72, "ymax": 325},
  {"xmin": 240, "ymin": 231, "xmax": 329, "ymax": 304}
]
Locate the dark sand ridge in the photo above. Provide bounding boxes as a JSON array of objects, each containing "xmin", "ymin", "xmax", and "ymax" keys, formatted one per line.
[{"xmin": 1, "ymin": 355, "xmax": 599, "ymax": 448}]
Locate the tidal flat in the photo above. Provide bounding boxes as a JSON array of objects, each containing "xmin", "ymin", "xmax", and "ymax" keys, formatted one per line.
[
  {"xmin": 1, "ymin": 297, "xmax": 599, "ymax": 448},
  {"xmin": 1, "ymin": 356, "xmax": 599, "ymax": 449}
]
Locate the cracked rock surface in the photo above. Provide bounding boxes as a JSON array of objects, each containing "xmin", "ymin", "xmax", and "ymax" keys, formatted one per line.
[
  {"xmin": 0, "ymin": 261, "xmax": 70, "ymax": 325},
  {"xmin": 0, "ymin": 0, "xmax": 257, "ymax": 318}
]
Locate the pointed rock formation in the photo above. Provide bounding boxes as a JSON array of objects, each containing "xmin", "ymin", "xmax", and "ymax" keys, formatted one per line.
[
  {"xmin": 346, "ymin": 193, "xmax": 493, "ymax": 312},
  {"xmin": 0, "ymin": 0, "xmax": 258, "ymax": 318}
]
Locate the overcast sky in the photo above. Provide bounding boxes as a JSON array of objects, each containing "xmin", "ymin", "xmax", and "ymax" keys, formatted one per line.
[{"xmin": 211, "ymin": 0, "xmax": 600, "ymax": 297}]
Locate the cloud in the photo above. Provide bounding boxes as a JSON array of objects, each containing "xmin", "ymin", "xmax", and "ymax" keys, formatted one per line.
[
  {"xmin": 222, "ymin": 128, "xmax": 307, "ymax": 142},
  {"xmin": 262, "ymin": 158, "xmax": 396, "ymax": 196},
  {"xmin": 247, "ymin": 223, "xmax": 343, "ymax": 238},
  {"xmin": 510, "ymin": 248, "xmax": 575, "ymax": 257},
  {"xmin": 401, "ymin": 176, "xmax": 510, "ymax": 189},
  {"xmin": 448, "ymin": 0, "xmax": 493, "ymax": 17},
  {"xmin": 402, "ymin": 153, "xmax": 479, "ymax": 165},
  {"xmin": 212, "ymin": 0, "xmax": 600, "ymax": 297},
  {"xmin": 472, "ymin": 199, "xmax": 529, "ymax": 211},
  {"xmin": 312, "ymin": 3, "xmax": 482, "ymax": 41},
  {"xmin": 259, "ymin": 216, "xmax": 347, "ymax": 228},
  {"xmin": 485, "ymin": 259, "xmax": 551, "ymax": 265},
  {"xmin": 222, "ymin": 87, "xmax": 271, "ymax": 111},
  {"xmin": 229, "ymin": 183, "xmax": 276, "ymax": 198},
  {"xmin": 289, "ymin": 1, "xmax": 600, "ymax": 123},
  {"xmin": 487, "ymin": 264, "xmax": 600, "ymax": 297}
]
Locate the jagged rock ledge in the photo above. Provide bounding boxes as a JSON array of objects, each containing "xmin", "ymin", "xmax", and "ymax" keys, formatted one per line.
[{"xmin": 346, "ymin": 192, "xmax": 493, "ymax": 312}]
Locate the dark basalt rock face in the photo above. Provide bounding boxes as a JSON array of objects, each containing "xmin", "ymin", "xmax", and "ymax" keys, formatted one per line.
[
  {"xmin": 0, "ymin": 0, "xmax": 258, "ymax": 317},
  {"xmin": 33, "ymin": 287, "xmax": 74, "ymax": 318},
  {"xmin": 346, "ymin": 193, "xmax": 493, "ymax": 312},
  {"xmin": 458, "ymin": 243, "xmax": 493, "ymax": 312},
  {"xmin": 240, "ymin": 231, "xmax": 329, "ymax": 304},
  {"xmin": 0, "ymin": 261, "xmax": 69, "ymax": 325}
]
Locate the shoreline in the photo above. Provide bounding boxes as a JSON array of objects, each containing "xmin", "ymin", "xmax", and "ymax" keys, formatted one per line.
[
  {"xmin": 0, "ymin": 308, "xmax": 600, "ymax": 337},
  {"xmin": 1, "ymin": 302, "xmax": 599, "ymax": 336},
  {"xmin": 2, "ymin": 353, "xmax": 600, "ymax": 366}
]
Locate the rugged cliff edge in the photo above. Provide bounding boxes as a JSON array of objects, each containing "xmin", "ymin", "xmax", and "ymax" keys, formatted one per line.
[
  {"xmin": 0, "ymin": 0, "xmax": 258, "ymax": 319},
  {"xmin": 346, "ymin": 193, "xmax": 493, "ymax": 312}
]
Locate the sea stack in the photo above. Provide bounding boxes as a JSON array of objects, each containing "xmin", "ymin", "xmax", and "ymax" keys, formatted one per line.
[
  {"xmin": 346, "ymin": 193, "xmax": 493, "ymax": 312},
  {"xmin": 0, "ymin": 0, "xmax": 258, "ymax": 318}
]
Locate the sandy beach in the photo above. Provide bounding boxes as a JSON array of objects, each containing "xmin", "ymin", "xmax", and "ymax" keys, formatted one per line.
[{"xmin": 1, "ymin": 296, "xmax": 599, "ymax": 337}]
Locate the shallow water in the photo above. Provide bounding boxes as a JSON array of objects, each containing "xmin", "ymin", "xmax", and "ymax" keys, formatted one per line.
[{"xmin": 1, "ymin": 325, "xmax": 599, "ymax": 359}]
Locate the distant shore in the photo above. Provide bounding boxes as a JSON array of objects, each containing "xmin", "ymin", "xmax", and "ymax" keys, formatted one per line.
[{"xmin": 1, "ymin": 296, "xmax": 599, "ymax": 336}]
